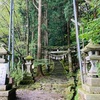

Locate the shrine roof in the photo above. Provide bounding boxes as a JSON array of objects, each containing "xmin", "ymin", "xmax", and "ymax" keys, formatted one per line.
[
  {"xmin": 0, "ymin": 47, "xmax": 10, "ymax": 55},
  {"xmin": 90, "ymin": 55, "xmax": 100, "ymax": 60},
  {"xmin": 81, "ymin": 40, "xmax": 100, "ymax": 52}
]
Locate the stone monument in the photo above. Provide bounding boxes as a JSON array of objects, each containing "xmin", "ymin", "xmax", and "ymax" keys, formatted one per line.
[
  {"xmin": 0, "ymin": 45, "xmax": 16, "ymax": 100},
  {"xmin": 79, "ymin": 40, "xmax": 100, "ymax": 100}
]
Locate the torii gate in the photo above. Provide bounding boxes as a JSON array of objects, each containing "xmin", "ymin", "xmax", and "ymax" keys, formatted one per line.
[{"xmin": 49, "ymin": 50, "xmax": 68, "ymax": 60}]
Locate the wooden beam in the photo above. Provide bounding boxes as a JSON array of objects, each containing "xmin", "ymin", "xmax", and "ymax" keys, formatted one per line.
[{"xmin": 49, "ymin": 51, "xmax": 68, "ymax": 54}]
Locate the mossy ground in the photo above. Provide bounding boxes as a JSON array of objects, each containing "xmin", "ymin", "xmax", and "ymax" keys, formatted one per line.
[{"xmin": 17, "ymin": 60, "xmax": 80, "ymax": 100}]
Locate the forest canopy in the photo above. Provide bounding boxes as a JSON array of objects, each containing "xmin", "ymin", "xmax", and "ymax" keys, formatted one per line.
[{"xmin": 0, "ymin": 0, "xmax": 100, "ymax": 59}]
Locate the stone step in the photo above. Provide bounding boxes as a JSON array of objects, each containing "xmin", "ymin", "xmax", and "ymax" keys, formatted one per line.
[
  {"xmin": 82, "ymin": 84, "xmax": 100, "ymax": 94},
  {"xmin": 0, "ymin": 88, "xmax": 16, "ymax": 100},
  {"xmin": 78, "ymin": 88, "xmax": 100, "ymax": 100},
  {"xmin": 86, "ymin": 77, "xmax": 100, "ymax": 86},
  {"xmin": 0, "ymin": 84, "xmax": 12, "ymax": 91}
]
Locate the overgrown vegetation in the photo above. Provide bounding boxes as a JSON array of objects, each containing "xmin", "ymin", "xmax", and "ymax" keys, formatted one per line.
[
  {"xmin": 10, "ymin": 63, "xmax": 24, "ymax": 86},
  {"xmin": 60, "ymin": 59, "xmax": 80, "ymax": 100}
]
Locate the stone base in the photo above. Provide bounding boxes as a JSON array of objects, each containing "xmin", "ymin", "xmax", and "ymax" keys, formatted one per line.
[
  {"xmin": 0, "ymin": 88, "xmax": 16, "ymax": 100},
  {"xmin": 20, "ymin": 75, "xmax": 35, "ymax": 85},
  {"xmin": 78, "ymin": 88, "xmax": 100, "ymax": 100},
  {"xmin": 0, "ymin": 84, "xmax": 12, "ymax": 91},
  {"xmin": 86, "ymin": 77, "xmax": 100, "ymax": 86},
  {"xmin": 82, "ymin": 84, "xmax": 100, "ymax": 94}
]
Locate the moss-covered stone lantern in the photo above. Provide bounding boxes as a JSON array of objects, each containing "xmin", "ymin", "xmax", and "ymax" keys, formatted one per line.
[{"xmin": 24, "ymin": 54, "xmax": 34, "ymax": 74}]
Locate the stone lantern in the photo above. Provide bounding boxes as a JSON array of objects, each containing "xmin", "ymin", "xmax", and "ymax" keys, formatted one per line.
[
  {"xmin": 0, "ymin": 45, "xmax": 16, "ymax": 100},
  {"xmin": 24, "ymin": 54, "xmax": 34, "ymax": 74},
  {"xmin": 0, "ymin": 45, "xmax": 10, "ymax": 85},
  {"xmin": 78, "ymin": 40, "xmax": 100, "ymax": 100},
  {"xmin": 20, "ymin": 54, "xmax": 35, "ymax": 84},
  {"xmin": 82, "ymin": 40, "xmax": 100, "ymax": 77}
]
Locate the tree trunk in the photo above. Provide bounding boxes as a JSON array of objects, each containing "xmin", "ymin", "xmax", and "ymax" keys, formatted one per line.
[
  {"xmin": 76, "ymin": 0, "xmax": 78, "ymax": 19},
  {"xmin": 37, "ymin": 0, "xmax": 44, "ymax": 77},
  {"xmin": 26, "ymin": 0, "xmax": 29, "ymax": 55},
  {"xmin": 44, "ymin": 5, "xmax": 48, "ymax": 71},
  {"xmin": 67, "ymin": 20, "xmax": 73, "ymax": 72}
]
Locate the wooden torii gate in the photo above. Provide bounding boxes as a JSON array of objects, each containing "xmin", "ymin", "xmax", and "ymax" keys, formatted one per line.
[{"xmin": 49, "ymin": 50, "xmax": 68, "ymax": 60}]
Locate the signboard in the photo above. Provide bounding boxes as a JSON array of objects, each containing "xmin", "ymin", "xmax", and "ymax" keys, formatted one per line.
[{"xmin": 0, "ymin": 63, "xmax": 8, "ymax": 85}]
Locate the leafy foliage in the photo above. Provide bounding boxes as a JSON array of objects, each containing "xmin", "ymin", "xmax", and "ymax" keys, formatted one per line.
[
  {"xmin": 47, "ymin": 0, "xmax": 67, "ymax": 46},
  {"xmin": 64, "ymin": 0, "xmax": 73, "ymax": 22},
  {"xmin": 0, "ymin": 0, "xmax": 10, "ymax": 43},
  {"xmin": 79, "ymin": 0, "xmax": 100, "ymax": 43},
  {"xmin": 80, "ymin": 17, "xmax": 100, "ymax": 43},
  {"xmin": 34, "ymin": 59, "xmax": 49, "ymax": 67},
  {"xmin": 10, "ymin": 63, "xmax": 24, "ymax": 86}
]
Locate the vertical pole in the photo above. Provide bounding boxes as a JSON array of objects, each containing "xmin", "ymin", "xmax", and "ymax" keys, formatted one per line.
[
  {"xmin": 8, "ymin": 0, "xmax": 13, "ymax": 73},
  {"xmin": 12, "ymin": 0, "xmax": 14, "ymax": 69},
  {"xmin": 8, "ymin": 0, "xmax": 13, "ymax": 61},
  {"xmin": 73, "ymin": 0, "xmax": 83, "ymax": 84}
]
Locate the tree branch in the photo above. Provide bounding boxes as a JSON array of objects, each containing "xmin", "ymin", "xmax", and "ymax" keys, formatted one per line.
[
  {"xmin": 36, "ymin": 0, "xmax": 39, "ymax": 4},
  {"xmin": 33, "ymin": 0, "xmax": 38, "ymax": 10}
]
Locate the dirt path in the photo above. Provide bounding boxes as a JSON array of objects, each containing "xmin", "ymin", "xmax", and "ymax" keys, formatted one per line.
[
  {"xmin": 16, "ymin": 60, "xmax": 68, "ymax": 100},
  {"xmin": 16, "ymin": 89, "xmax": 64, "ymax": 100}
]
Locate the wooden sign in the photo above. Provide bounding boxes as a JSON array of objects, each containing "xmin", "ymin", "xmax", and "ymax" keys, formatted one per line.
[{"xmin": 0, "ymin": 63, "xmax": 8, "ymax": 85}]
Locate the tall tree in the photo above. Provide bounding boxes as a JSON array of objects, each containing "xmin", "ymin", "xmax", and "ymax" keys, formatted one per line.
[
  {"xmin": 26, "ymin": 0, "xmax": 29, "ymax": 55},
  {"xmin": 37, "ymin": 0, "xmax": 44, "ymax": 77},
  {"xmin": 67, "ymin": 20, "xmax": 73, "ymax": 72},
  {"xmin": 64, "ymin": 0, "xmax": 73, "ymax": 72},
  {"xmin": 42, "ymin": 3, "xmax": 48, "ymax": 61},
  {"xmin": 47, "ymin": 0, "xmax": 67, "ymax": 46},
  {"xmin": 33, "ymin": 0, "xmax": 44, "ymax": 77}
]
